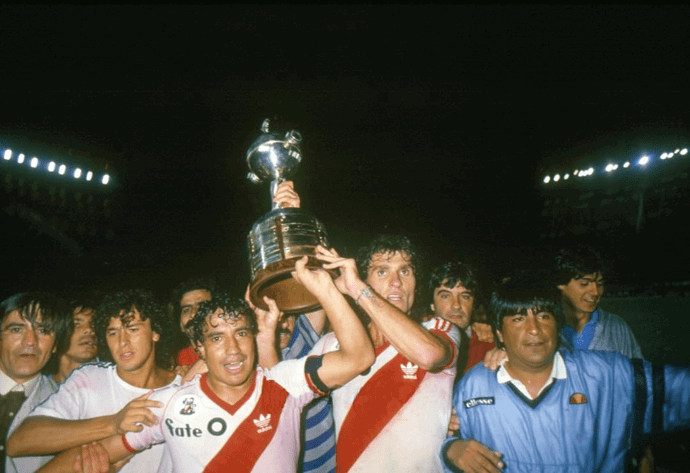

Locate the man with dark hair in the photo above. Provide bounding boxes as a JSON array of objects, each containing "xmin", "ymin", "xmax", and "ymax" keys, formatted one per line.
[
  {"xmin": 442, "ymin": 273, "xmax": 690, "ymax": 472},
  {"xmin": 1, "ymin": 292, "xmax": 66, "ymax": 473},
  {"xmin": 7, "ymin": 289, "xmax": 180, "ymax": 473},
  {"xmin": 313, "ymin": 236, "xmax": 459, "ymax": 472},
  {"xmin": 428, "ymin": 261, "xmax": 483, "ymax": 372},
  {"xmin": 555, "ymin": 244, "xmax": 642, "ymax": 358},
  {"xmin": 170, "ymin": 277, "xmax": 216, "ymax": 367},
  {"xmin": 44, "ymin": 298, "xmax": 99, "ymax": 384},
  {"xmin": 48, "ymin": 256, "xmax": 374, "ymax": 473}
]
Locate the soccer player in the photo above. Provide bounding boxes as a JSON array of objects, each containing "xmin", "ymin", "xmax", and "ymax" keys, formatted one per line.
[
  {"xmin": 442, "ymin": 273, "xmax": 690, "ymax": 472},
  {"xmin": 312, "ymin": 236, "xmax": 460, "ymax": 472}
]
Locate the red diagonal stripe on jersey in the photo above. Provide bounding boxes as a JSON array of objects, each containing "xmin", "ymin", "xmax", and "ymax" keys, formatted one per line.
[
  {"xmin": 203, "ymin": 378, "xmax": 289, "ymax": 473},
  {"xmin": 336, "ymin": 352, "xmax": 427, "ymax": 473}
]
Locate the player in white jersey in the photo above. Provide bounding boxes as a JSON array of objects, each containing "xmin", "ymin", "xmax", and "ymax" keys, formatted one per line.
[
  {"xmin": 51, "ymin": 255, "xmax": 375, "ymax": 473},
  {"xmin": 313, "ymin": 236, "xmax": 459, "ymax": 472},
  {"xmin": 7, "ymin": 290, "xmax": 180, "ymax": 473},
  {"xmin": 311, "ymin": 316, "xmax": 458, "ymax": 472}
]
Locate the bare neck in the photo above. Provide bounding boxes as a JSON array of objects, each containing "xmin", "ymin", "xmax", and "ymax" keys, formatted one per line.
[{"xmin": 117, "ymin": 363, "xmax": 174, "ymax": 390}]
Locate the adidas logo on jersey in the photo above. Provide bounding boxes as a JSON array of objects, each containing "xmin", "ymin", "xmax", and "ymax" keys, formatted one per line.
[
  {"xmin": 253, "ymin": 413, "xmax": 273, "ymax": 433},
  {"xmin": 400, "ymin": 362, "xmax": 419, "ymax": 379}
]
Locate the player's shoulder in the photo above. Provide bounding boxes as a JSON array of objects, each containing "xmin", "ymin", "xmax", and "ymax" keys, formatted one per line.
[{"xmin": 62, "ymin": 360, "xmax": 115, "ymax": 383}]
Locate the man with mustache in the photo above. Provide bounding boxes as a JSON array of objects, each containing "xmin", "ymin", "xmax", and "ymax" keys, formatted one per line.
[{"xmin": 1, "ymin": 292, "xmax": 66, "ymax": 473}]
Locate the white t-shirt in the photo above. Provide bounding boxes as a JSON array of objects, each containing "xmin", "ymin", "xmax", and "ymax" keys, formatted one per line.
[
  {"xmin": 124, "ymin": 357, "xmax": 319, "ymax": 473},
  {"xmin": 310, "ymin": 316, "xmax": 460, "ymax": 473},
  {"xmin": 31, "ymin": 361, "xmax": 181, "ymax": 473}
]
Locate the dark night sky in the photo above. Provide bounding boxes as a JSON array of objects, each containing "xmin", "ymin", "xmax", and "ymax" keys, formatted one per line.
[{"xmin": 1, "ymin": 5, "xmax": 689, "ymax": 297}]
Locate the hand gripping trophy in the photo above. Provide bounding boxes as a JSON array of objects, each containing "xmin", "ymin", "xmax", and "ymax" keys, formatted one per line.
[{"xmin": 246, "ymin": 119, "xmax": 330, "ymax": 313}]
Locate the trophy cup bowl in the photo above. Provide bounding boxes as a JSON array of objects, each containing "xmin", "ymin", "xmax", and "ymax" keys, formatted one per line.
[{"xmin": 246, "ymin": 119, "xmax": 330, "ymax": 313}]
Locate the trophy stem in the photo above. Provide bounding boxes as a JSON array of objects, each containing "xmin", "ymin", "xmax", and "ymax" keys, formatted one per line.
[{"xmin": 270, "ymin": 178, "xmax": 285, "ymax": 210}]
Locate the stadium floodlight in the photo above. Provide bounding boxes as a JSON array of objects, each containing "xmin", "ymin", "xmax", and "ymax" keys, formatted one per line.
[
  {"xmin": 661, "ymin": 153, "xmax": 668, "ymax": 160},
  {"xmin": 58, "ymin": 164, "xmax": 66, "ymax": 175},
  {"xmin": 74, "ymin": 168, "xmax": 82, "ymax": 179},
  {"xmin": 17, "ymin": 154, "xmax": 25, "ymax": 164},
  {"xmin": 564, "ymin": 174, "xmax": 570, "ymax": 180},
  {"xmin": 554, "ymin": 174, "xmax": 560, "ymax": 182},
  {"xmin": 3, "ymin": 149, "xmax": 11, "ymax": 161},
  {"xmin": 639, "ymin": 156, "xmax": 649, "ymax": 165},
  {"xmin": 605, "ymin": 164, "xmax": 613, "ymax": 172},
  {"xmin": 101, "ymin": 174, "xmax": 110, "ymax": 185},
  {"xmin": 48, "ymin": 161, "xmax": 56, "ymax": 172},
  {"xmin": 30, "ymin": 157, "xmax": 38, "ymax": 168},
  {"xmin": 543, "ymin": 175, "xmax": 551, "ymax": 184},
  {"xmin": 624, "ymin": 161, "xmax": 630, "ymax": 168},
  {"xmin": 681, "ymin": 148, "xmax": 688, "ymax": 156},
  {"xmin": 86, "ymin": 171, "xmax": 93, "ymax": 181}
]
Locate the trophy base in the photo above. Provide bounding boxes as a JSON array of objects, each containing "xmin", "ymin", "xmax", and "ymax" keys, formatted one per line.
[{"xmin": 249, "ymin": 255, "xmax": 324, "ymax": 314}]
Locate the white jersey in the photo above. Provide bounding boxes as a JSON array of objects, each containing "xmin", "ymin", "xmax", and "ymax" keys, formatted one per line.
[
  {"xmin": 124, "ymin": 357, "xmax": 320, "ymax": 473},
  {"xmin": 30, "ymin": 361, "xmax": 181, "ymax": 473},
  {"xmin": 310, "ymin": 316, "xmax": 459, "ymax": 473}
]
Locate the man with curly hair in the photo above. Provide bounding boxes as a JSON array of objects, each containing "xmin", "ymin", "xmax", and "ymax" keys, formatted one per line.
[{"xmin": 7, "ymin": 289, "xmax": 181, "ymax": 473}]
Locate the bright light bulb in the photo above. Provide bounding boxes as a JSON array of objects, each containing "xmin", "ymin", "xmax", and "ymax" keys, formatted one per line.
[
  {"xmin": 543, "ymin": 176, "xmax": 551, "ymax": 184},
  {"xmin": 573, "ymin": 169, "xmax": 579, "ymax": 176},
  {"xmin": 102, "ymin": 174, "xmax": 110, "ymax": 185},
  {"xmin": 48, "ymin": 161, "xmax": 56, "ymax": 172},
  {"xmin": 564, "ymin": 174, "xmax": 570, "ymax": 180},
  {"xmin": 30, "ymin": 157, "xmax": 38, "ymax": 168},
  {"xmin": 17, "ymin": 154, "xmax": 25, "ymax": 164},
  {"xmin": 624, "ymin": 161, "xmax": 630, "ymax": 168},
  {"xmin": 74, "ymin": 168, "xmax": 82, "ymax": 179},
  {"xmin": 3, "ymin": 149, "xmax": 11, "ymax": 161},
  {"xmin": 639, "ymin": 156, "xmax": 649, "ymax": 165},
  {"xmin": 58, "ymin": 164, "xmax": 66, "ymax": 175},
  {"xmin": 86, "ymin": 171, "xmax": 93, "ymax": 181},
  {"xmin": 681, "ymin": 148, "xmax": 688, "ymax": 156},
  {"xmin": 661, "ymin": 153, "xmax": 667, "ymax": 160},
  {"xmin": 554, "ymin": 174, "xmax": 560, "ymax": 182}
]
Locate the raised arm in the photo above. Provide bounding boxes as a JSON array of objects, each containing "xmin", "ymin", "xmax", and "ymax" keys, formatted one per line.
[
  {"xmin": 317, "ymin": 246, "xmax": 454, "ymax": 372},
  {"xmin": 291, "ymin": 255, "xmax": 375, "ymax": 389},
  {"xmin": 7, "ymin": 392, "xmax": 160, "ymax": 457}
]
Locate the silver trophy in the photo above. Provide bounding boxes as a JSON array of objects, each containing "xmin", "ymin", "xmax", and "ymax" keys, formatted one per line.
[{"xmin": 246, "ymin": 119, "xmax": 330, "ymax": 313}]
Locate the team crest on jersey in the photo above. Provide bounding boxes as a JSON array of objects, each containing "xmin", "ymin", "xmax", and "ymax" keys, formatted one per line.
[
  {"xmin": 463, "ymin": 397, "xmax": 495, "ymax": 409},
  {"xmin": 253, "ymin": 413, "xmax": 273, "ymax": 433},
  {"xmin": 569, "ymin": 393, "xmax": 588, "ymax": 405},
  {"xmin": 179, "ymin": 396, "xmax": 197, "ymax": 415},
  {"xmin": 400, "ymin": 362, "xmax": 418, "ymax": 379}
]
